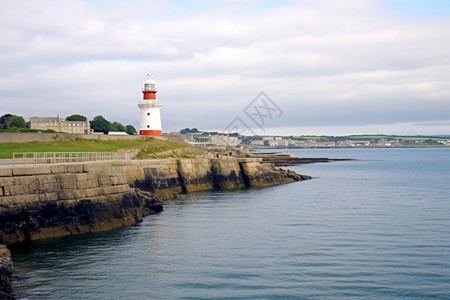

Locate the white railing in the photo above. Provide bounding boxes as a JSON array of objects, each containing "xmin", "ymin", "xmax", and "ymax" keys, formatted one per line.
[{"xmin": 12, "ymin": 152, "xmax": 132, "ymax": 166}]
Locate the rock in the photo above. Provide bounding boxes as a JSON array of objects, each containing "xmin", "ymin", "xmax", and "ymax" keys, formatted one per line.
[
  {"xmin": 278, "ymin": 168, "xmax": 312, "ymax": 181},
  {"xmin": 0, "ymin": 188, "xmax": 163, "ymax": 244},
  {"xmin": 0, "ymin": 245, "xmax": 13, "ymax": 300},
  {"xmin": 247, "ymin": 152, "xmax": 353, "ymax": 166},
  {"xmin": 126, "ymin": 188, "xmax": 163, "ymax": 215},
  {"xmin": 238, "ymin": 160, "xmax": 307, "ymax": 187}
]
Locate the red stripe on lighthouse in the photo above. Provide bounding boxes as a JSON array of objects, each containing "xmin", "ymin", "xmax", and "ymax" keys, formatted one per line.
[
  {"xmin": 139, "ymin": 130, "xmax": 162, "ymax": 136},
  {"xmin": 143, "ymin": 91, "xmax": 156, "ymax": 99}
]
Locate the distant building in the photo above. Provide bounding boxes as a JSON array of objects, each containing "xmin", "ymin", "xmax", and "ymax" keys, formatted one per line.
[
  {"xmin": 268, "ymin": 139, "xmax": 290, "ymax": 147},
  {"xmin": 29, "ymin": 116, "xmax": 91, "ymax": 134},
  {"xmin": 183, "ymin": 133, "xmax": 212, "ymax": 145},
  {"xmin": 209, "ymin": 135, "xmax": 241, "ymax": 146},
  {"xmin": 182, "ymin": 133, "xmax": 241, "ymax": 146},
  {"xmin": 250, "ymin": 140, "xmax": 264, "ymax": 146},
  {"xmin": 268, "ymin": 140, "xmax": 279, "ymax": 147}
]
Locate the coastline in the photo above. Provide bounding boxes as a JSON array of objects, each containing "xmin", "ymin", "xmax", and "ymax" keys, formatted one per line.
[
  {"xmin": 0, "ymin": 156, "xmax": 310, "ymax": 243},
  {"xmin": 0, "ymin": 152, "xmax": 326, "ymax": 297}
]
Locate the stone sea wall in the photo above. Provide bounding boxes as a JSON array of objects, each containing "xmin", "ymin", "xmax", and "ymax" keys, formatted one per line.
[
  {"xmin": 0, "ymin": 132, "xmax": 184, "ymax": 144},
  {"xmin": 0, "ymin": 157, "xmax": 309, "ymax": 244}
]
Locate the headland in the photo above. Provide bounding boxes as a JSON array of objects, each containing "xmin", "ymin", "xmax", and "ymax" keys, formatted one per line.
[
  {"xmin": 0, "ymin": 138, "xmax": 355, "ymax": 298},
  {"xmin": 0, "ymin": 155, "xmax": 309, "ymax": 244},
  {"xmin": 0, "ymin": 152, "xmax": 313, "ymax": 298}
]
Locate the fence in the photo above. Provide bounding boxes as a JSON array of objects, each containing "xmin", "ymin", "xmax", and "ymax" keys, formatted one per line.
[{"xmin": 13, "ymin": 152, "xmax": 132, "ymax": 166}]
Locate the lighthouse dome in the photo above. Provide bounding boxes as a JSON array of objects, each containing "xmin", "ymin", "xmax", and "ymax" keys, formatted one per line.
[
  {"xmin": 144, "ymin": 77, "xmax": 155, "ymax": 85},
  {"xmin": 143, "ymin": 75, "xmax": 156, "ymax": 92}
]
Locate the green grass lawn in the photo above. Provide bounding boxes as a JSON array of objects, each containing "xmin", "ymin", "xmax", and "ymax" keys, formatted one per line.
[{"xmin": 0, "ymin": 138, "xmax": 190, "ymax": 159}]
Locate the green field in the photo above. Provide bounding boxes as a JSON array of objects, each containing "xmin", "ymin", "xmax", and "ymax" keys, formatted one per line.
[{"xmin": 0, "ymin": 138, "xmax": 190, "ymax": 159}]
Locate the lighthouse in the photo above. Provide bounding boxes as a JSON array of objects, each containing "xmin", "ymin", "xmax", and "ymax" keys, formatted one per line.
[{"xmin": 138, "ymin": 74, "xmax": 162, "ymax": 136}]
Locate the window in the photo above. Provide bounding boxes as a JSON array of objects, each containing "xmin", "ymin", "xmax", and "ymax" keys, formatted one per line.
[
  {"xmin": 147, "ymin": 112, "xmax": 150, "ymax": 116},
  {"xmin": 147, "ymin": 125, "xmax": 150, "ymax": 128}
]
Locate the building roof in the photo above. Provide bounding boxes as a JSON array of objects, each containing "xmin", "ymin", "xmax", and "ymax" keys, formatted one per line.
[
  {"xmin": 29, "ymin": 116, "xmax": 60, "ymax": 122},
  {"xmin": 29, "ymin": 116, "xmax": 87, "ymax": 123}
]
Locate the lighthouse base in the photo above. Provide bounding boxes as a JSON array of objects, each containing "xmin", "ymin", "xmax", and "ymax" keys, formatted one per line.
[{"xmin": 139, "ymin": 130, "xmax": 162, "ymax": 136}]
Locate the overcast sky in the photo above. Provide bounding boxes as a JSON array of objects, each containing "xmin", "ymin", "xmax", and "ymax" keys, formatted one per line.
[{"xmin": 1, "ymin": 0, "xmax": 450, "ymax": 135}]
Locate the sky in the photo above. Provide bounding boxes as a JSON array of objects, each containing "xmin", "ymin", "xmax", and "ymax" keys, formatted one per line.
[{"xmin": 1, "ymin": 0, "xmax": 450, "ymax": 136}]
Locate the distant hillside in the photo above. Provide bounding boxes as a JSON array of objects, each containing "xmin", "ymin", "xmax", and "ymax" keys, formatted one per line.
[{"xmin": 288, "ymin": 134, "xmax": 449, "ymax": 145}]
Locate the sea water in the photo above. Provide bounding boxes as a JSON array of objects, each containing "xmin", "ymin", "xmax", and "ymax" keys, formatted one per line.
[{"xmin": 10, "ymin": 148, "xmax": 450, "ymax": 299}]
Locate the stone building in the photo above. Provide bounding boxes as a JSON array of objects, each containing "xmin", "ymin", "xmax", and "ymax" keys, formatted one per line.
[
  {"xmin": 182, "ymin": 133, "xmax": 241, "ymax": 146},
  {"xmin": 29, "ymin": 116, "xmax": 91, "ymax": 134}
]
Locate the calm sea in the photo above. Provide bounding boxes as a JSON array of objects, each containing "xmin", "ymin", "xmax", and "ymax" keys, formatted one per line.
[{"xmin": 10, "ymin": 148, "xmax": 450, "ymax": 299}]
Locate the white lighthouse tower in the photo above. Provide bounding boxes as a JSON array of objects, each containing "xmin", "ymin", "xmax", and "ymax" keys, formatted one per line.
[{"xmin": 138, "ymin": 74, "xmax": 162, "ymax": 136}]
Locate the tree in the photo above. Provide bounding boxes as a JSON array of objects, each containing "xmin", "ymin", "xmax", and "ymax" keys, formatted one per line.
[
  {"xmin": 0, "ymin": 114, "xmax": 13, "ymax": 129},
  {"xmin": 180, "ymin": 128, "xmax": 199, "ymax": 134},
  {"xmin": 8, "ymin": 115, "xmax": 26, "ymax": 128},
  {"xmin": 90, "ymin": 115, "xmax": 111, "ymax": 134},
  {"xmin": 0, "ymin": 114, "xmax": 26, "ymax": 129},
  {"xmin": 126, "ymin": 125, "xmax": 137, "ymax": 135},
  {"xmin": 66, "ymin": 114, "xmax": 87, "ymax": 121},
  {"xmin": 110, "ymin": 121, "xmax": 126, "ymax": 132}
]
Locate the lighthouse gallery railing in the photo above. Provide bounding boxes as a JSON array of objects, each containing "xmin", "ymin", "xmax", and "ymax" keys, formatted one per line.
[{"xmin": 13, "ymin": 152, "xmax": 132, "ymax": 165}]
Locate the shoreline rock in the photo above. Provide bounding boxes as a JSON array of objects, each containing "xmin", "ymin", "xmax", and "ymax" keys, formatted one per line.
[
  {"xmin": 247, "ymin": 152, "xmax": 354, "ymax": 166},
  {"xmin": 0, "ymin": 188, "xmax": 162, "ymax": 244},
  {"xmin": 0, "ymin": 245, "xmax": 13, "ymax": 300}
]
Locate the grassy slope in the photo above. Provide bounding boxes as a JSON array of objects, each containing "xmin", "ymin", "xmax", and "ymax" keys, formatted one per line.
[{"xmin": 0, "ymin": 138, "xmax": 190, "ymax": 159}]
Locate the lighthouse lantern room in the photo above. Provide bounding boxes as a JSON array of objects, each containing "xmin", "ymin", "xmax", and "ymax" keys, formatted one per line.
[{"xmin": 138, "ymin": 74, "xmax": 162, "ymax": 136}]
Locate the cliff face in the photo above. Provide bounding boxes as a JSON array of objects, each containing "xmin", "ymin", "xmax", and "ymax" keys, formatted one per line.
[
  {"xmin": 0, "ymin": 157, "xmax": 308, "ymax": 244},
  {"xmin": 134, "ymin": 157, "xmax": 309, "ymax": 196},
  {"xmin": 0, "ymin": 187, "xmax": 162, "ymax": 244}
]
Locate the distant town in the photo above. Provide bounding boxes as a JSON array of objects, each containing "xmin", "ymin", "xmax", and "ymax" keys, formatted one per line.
[
  {"xmin": 178, "ymin": 128, "xmax": 450, "ymax": 148},
  {"xmin": 1, "ymin": 114, "xmax": 449, "ymax": 148}
]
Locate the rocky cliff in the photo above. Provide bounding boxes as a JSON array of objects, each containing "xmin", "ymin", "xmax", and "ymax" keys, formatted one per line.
[
  {"xmin": 0, "ymin": 163, "xmax": 163, "ymax": 244},
  {"xmin": 0, "ymin": 157, "xmax": 308, "ymax": 244},
  {"xmin": 0, "ymin": 156, "xmax": 310, "ymax": 296}
]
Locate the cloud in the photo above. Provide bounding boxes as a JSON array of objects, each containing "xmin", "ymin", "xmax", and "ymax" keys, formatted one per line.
[{"xmin": 0, "ymin": 0, "xmax": 449, "ymax": 135}]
